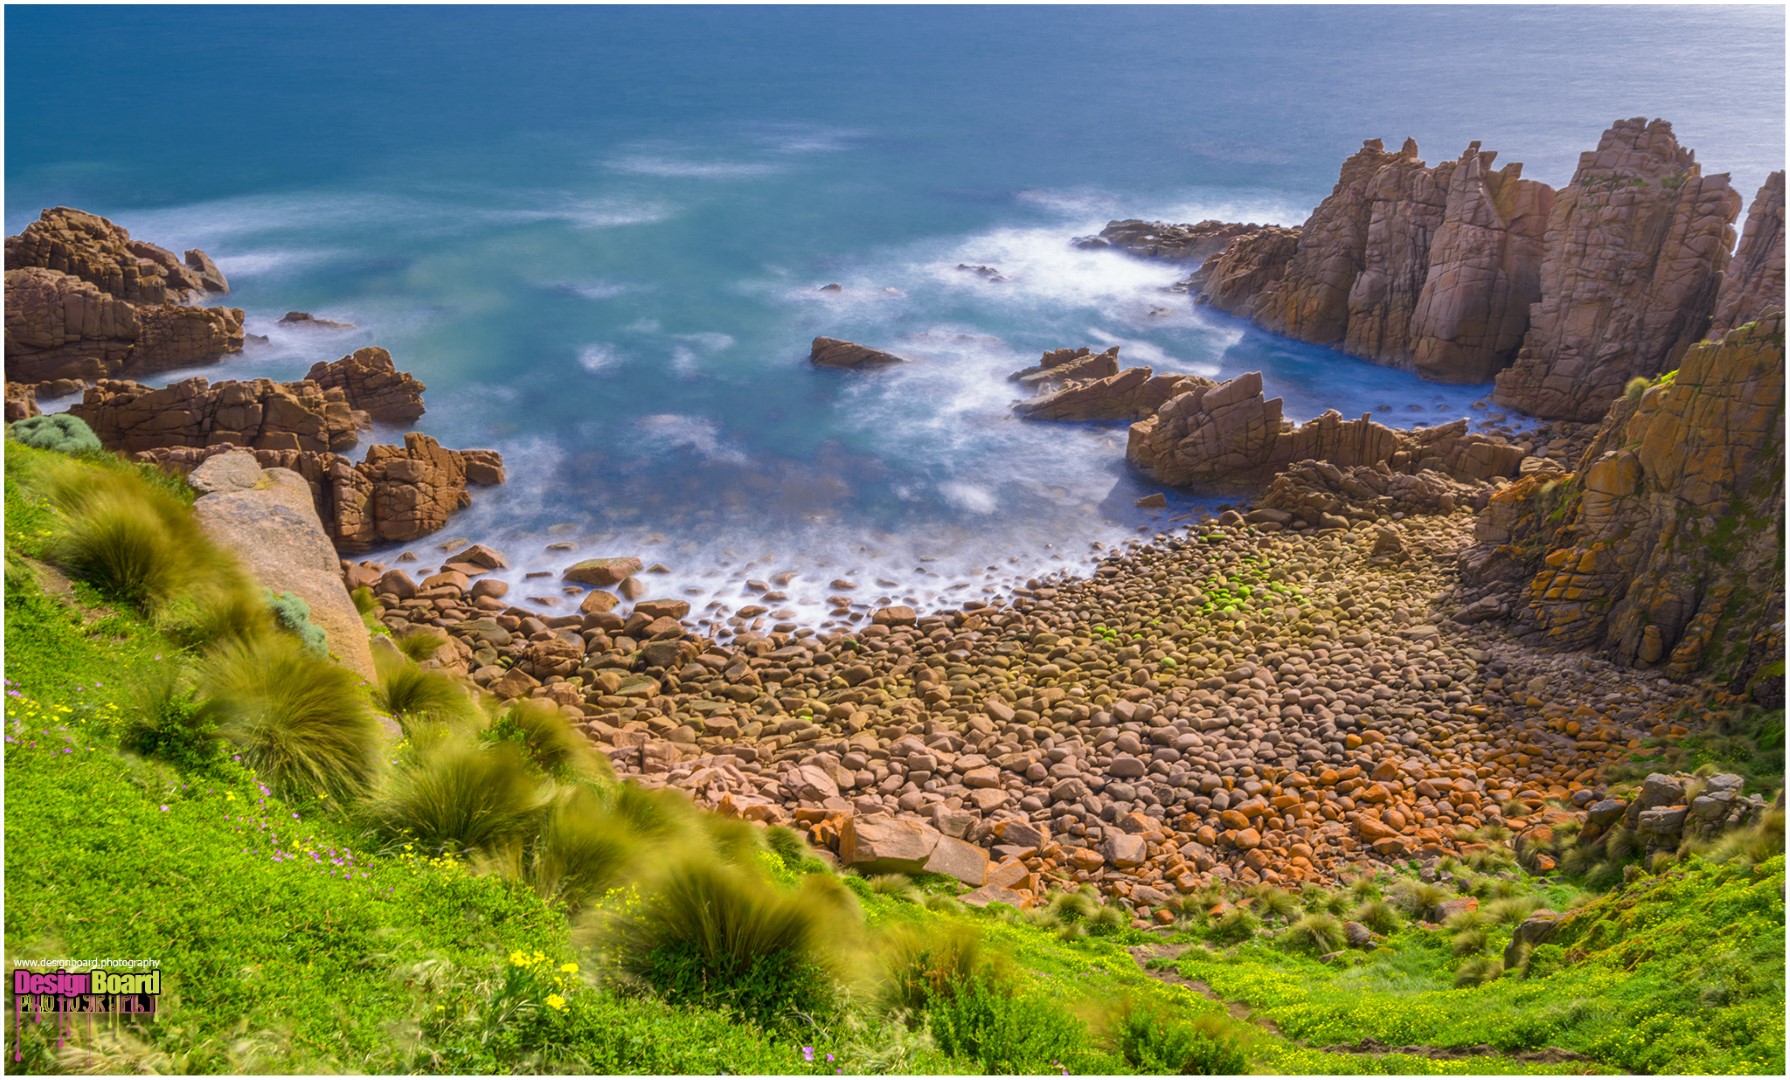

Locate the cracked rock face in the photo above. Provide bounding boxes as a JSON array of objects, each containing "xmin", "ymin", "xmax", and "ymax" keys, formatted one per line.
[
  {"xmin": 1709, "ymin": 170, "xmax": 1785, "ymax": 337},
  {"xmin": 305, "ymin": 346, "xmax": 427, "ymax": 423},
  {"xmin": 1492, "ymin": 118, "xmax": 1741, "ymax": 421},
  {"xmin": 73, "ymin": 376, "xmax": 366, "ymax": 455},
  {"xmin": 1194, "ymin": 138, "xmax": 1555, "ymax": 383},
  {"xmin": 1471, "ymin": 312, "xmax": 1784, "ymax": 696}
]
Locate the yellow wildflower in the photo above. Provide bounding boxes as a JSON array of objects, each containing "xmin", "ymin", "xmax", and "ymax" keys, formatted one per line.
[
  {"xmin": 545, "ymin": 994, "xmax": 567, "ymax": 1012},
  {"xmin": 559, "ymin": 962, "xmax": 578, "ymax": 974},
  {"xmin": 509, "ymin": 951, "xmax": 528, "ymax": 967}
]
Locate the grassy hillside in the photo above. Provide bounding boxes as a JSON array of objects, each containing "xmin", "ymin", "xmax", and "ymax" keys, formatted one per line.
[{"xmin": 3, "ymin": 437, "xmax": 1783, "ymax": 1075}]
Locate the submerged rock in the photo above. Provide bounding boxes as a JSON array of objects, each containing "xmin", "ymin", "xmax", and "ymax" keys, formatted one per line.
[{"xmin": 809, "ymin": 336, "xmax": 908, "ymax": 368}]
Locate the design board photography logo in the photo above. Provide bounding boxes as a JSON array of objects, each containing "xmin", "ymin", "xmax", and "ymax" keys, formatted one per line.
[{"xmin": 9, "ymin": 960, "xmax": 161, "ymax": 1060}]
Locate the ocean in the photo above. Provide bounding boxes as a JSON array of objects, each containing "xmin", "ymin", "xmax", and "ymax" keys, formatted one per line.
[{"xmin": 6, "ymin": 4, "xmax": 1784, "ymax": 630}]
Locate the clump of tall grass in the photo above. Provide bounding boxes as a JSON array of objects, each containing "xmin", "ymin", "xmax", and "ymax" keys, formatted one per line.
[
  {"xmin": 526, "ymin": 785, "xmax": 640, "ymax": 911},
  {"xmin": 867, "ymin": 873, "xmax": 925, "ymax": 904},
  {"xmin": 484, "ymin": 697, "xmax": 607, "ymax": 780},
  {"xmin": 34, "ymin": 459, "xmax": 267, "ymax": 645},
  {"xmin": 605, "ymin": 858, "xmax": 853, "ymax": 1026},
  {"xmin": 872, "ymin": 921, "xmax": 1008, "ymax": 1017},
  {"xmin": 1351, "ymin": 898, "xmax": 1401, "ymax": 935},
  {"xmin": 1281, "ymin": 912, "xmax": 1346, "ymax": 954},
  {"xmin": 195, "ymin": 634, "xmax": 384, "ymax": 800},
  {"xmin": 1392, "ymin": 879, "xmax": 1451, "ymax": 921},
  {"xmin": 394, "ymin": 628, "xmax": 449, "ymax": 663},
  {"xmin": 1250, "ymin": 885, "xmax": 1301, "ymax": 922},
  {"xmin": 1454, "ymin": 955, "xmax": 1503, "ymax": 986},
  {"xmin": 373, "ymin": 736, "xmax": 545, "ymax": 854},
  {"xmin": 372, "ymin": 651, "xmax": 480, "ymax": 736}
]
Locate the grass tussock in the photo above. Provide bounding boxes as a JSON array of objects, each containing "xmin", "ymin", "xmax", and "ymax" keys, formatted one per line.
[
  {"xmin": 485, "ymin": 697, "xmax": 609, "ymax": 781},
  {"xmin": 374, "ymin": 736, "xmax": 546, "ymax": 855},
  {"xmin": 871, "ymin": 921, "xmax": 1008, "ymax": 1017},
  {"xmin": 196, "ymin": 634, "xmax": 384, "ymax": 800},
  {"xmin": 604, "ymin": 857, "xmax": 852, "ymax": 1027},
  {"xmin": 372, "ymin": 650, "xmax": 481, "ymax": 735}
]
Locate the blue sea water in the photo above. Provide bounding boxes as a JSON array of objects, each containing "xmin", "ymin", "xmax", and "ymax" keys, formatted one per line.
[{"xmin": 6, "ymin": 4, "xmax": 1784, "ymax": 629}]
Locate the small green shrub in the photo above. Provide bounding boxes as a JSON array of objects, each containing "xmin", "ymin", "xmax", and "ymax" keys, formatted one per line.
[
  {"xmin": 926, "ymin": 972, "xmax": 1089, "ymax": 1074},
  {"xmin": 12, "ymin": 413, "xmax": 101, "ymax": 453},
  {"xmin": 1105, "ymin": 998, "xmax": 1248, "ymax": 1075},
  {"xmin": 1624, "ymin": 375, "xmax": 1651, "ymax": 403},
  {"xmin": 45, "ymin": 483, "xmax": 191, "ymax": 609},
  {"xmin": 195, "ymin": 634, "xmax": 384, "ymax": 800},
  {"xmin": 266, "ymin": 590, "xmax": 328, "ymax": 656},
  {"xmin": 374, "ymin": 736, "xmax": 546, "ymax": 855},
  {"xmin": 120, "ymin": 668, "xmax": 221, "ymax": 772},
  {"xmin": 1523, "ymin": 942, "xmax": 1566, "ymax": 979}
]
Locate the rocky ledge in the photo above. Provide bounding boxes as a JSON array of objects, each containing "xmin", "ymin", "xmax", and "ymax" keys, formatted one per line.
[
  {"xmin": 1124, "ymin": 370, "xmax": 1524, "ymax": 492},
  {"xmin": 4, "ymin": 207, "xmax": 244, "ymax": 385},
  {"xmin": 71, "ymin": 347, "xmax": 427, "ymax": 456},
  {"xmin": 1075, "ymin": 219, "xmax": 1271, "ymax": 263}
]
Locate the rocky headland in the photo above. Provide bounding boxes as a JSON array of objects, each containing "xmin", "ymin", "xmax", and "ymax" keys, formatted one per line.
[
  {"xmin": 1162, "ymin": 119, "xmax": 1783, "ymax": 423},
  {"xmin": 6, "ymin": 125, "xmax": 1782, "ymax": 926}
]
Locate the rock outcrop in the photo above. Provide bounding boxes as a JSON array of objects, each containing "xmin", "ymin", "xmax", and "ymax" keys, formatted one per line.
[
  {"xmin": 1194, "ymin": 139, "xmax": 1554, "ymax": 382},
  {"xmin": 1493, "ymin": 119, "xmax": 1741, "ymax": 421},
  {"xmin": 810, "ymin": 337, "xmax": 907, "ymax": 368},
  {"xmin": 5, "ymin": 383, "xmax": 40, "ymax": 421},
  {"xmin": 1125, "ymin": 370, "xmax": 1524, "ymax": 492},
  {"xmin": 1251, "ymin": 460, "xmax": 1495, "ymax": 531},
  {"xmin": 1185, "ymin": 227, "xmax": 1301, "ymax": 312},
  {"xmin": 1469, "ymin": 313, "xmax": 1784, "ymax": 695},
  {"xmin": 187, "ymin": 451, "xmax": 377, "ymax": 680},
  {"xmin": 140, "ymin": 433, "xmax": 506, "ymax": 554},
  {"xmin": 1078, "ymin": 219, "xmax": 1268, "ymax": 263},
  {"xmin": 4, "ymin": 208, "xmax": 244, "ymax": 383},
  {"xmin": 1017, "ymin": 365, "xmax": 1211, "ymax": 422},
  {"xmin": 1009, "ymin": 346, "xmax": 1122, "ymax": 389},
  {"xmin": 305, "ymin": 347, "xmax": 427, "ymax": 422},
  {"xmin": 1408, "ymin": 145, "xmax": 1556, "ymax": 382},
  {"xmin": 73, "ymin": 376, "xmax": 365, "ymax": 454},
  {"xmin": 1709, "ymin": 171, "xmax": 1785, "ymax": 336},
  {"xmin": 5, "ymin": 206, "xmax": 216, "ymax": 305}
]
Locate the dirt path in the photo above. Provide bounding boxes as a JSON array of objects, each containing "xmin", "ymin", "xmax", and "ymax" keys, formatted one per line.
[{"xmin": 1125, "ymin": 941, "xmax": 1607, "ymax": 1070}]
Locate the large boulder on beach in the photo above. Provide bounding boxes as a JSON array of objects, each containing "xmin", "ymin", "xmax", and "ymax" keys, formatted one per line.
[
  {"xmin": 810, "ymin": 337, "xmax": 907, "ymax": 368},
  {"xmin": 188, "ymin": 452, "xmax": 376, "ymax": 681},
  {"xmin": 1494, "ymin": 119, "xmax": 1741, "ymax": 421},
  {"xmin": 564, "ymin": 557, "xmax": 644, "ymax": 587},
  {"xmin": 838, "ymin": 814, "xmax": 941, "ymax": 873}
]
